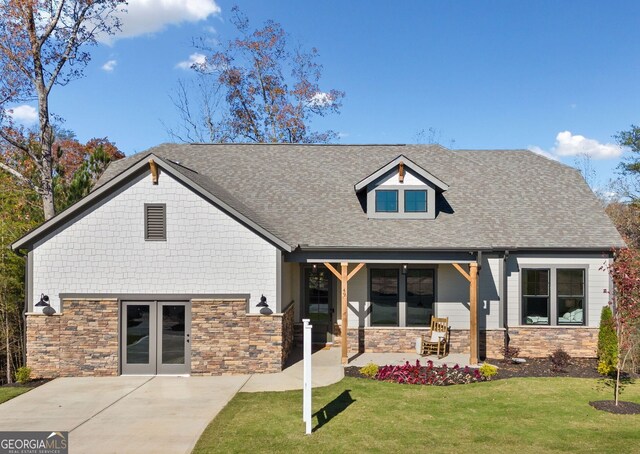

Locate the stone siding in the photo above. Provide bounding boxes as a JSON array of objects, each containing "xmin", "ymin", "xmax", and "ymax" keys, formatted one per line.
[
  {"xmin": 191, "ymin": 299, "xmax": 291, "ymax": 375},
  {"xmin": 26, "ymin": 299, "xmax": 119, "ymax": 378},
  {"xmin": 334, "ymin": 327, "xmax": 505, "ymax": 359},
  {"xmin": 507, "ymin": 327, "xmax": 598, "ymax": 358}
]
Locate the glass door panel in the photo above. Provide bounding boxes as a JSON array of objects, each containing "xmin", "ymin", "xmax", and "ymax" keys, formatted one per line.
[
  {"xmin": 304, "ymin": 267, "xmax": 333, "ymax": 343},
  {"xmin": 157, "ymin": 302, "xmax": 190, "ymax": 374},
  {"xmin": 121, "ymin": 302, "xmax": 156, "ymax": 374}
]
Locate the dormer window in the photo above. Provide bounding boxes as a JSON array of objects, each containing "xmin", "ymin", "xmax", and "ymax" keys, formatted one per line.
[
  {"xmin": 405, "ymin": 190, "xmax": 427, "ymax": 212},
  {"xmin": 375, "ymin": 190, "xmax": 398, "ymax": 212},
  {"xmin": 354, "ymin": 155, "xmax": 449, "ymax": 220}
]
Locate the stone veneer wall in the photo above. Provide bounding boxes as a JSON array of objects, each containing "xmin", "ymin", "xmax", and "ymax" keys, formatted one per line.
[
  {"xmin": 28, "ymin": 298, "xmax": 293, "ymax": 378},
  {"xmin": 507, "ymin": 327, "xmax": 598, "ymax": 358},
  {"xmin": 334, "ymin": 327, "xmax": 505, "ymax": 359},
  {"xmin": 26, "ymin": 299, "xmax": 119, "ymax": 378},
  {"xmin": 191, "ymin": 299, "xmax": 293, "ymax": 375},
  {"xmin": 331, "ymin": 326, "xmax": 597, "ymax": 358}
]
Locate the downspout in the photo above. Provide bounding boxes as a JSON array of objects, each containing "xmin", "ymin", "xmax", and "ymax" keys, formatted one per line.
[{"xmin": 502, "ymin": 250, "xmax": 510, "ymax": 350}]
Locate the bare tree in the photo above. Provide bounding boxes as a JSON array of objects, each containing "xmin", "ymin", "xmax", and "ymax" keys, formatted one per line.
[
  {"xmin": 0, "ymin": 0, "xmax": 126, "ymax": 220},
  {"xmin": 167, "ymin": 6, "xmax": 344, "ymax": 144}
]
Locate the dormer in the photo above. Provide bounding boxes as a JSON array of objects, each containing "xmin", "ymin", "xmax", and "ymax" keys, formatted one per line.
[{"xmin": 354, "ymin": 155, "xmax": 449, "ymax": 220}]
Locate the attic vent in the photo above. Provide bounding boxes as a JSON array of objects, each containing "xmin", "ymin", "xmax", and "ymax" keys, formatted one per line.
[{"xmin": 144, "ymin": 204, "xmax": 166, "ymax": 241}]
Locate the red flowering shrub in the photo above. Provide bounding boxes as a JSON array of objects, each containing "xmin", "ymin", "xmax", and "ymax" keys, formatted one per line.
[{"xmin": 374, "ymin": 360, "xmax": 486, "ymax": 385}]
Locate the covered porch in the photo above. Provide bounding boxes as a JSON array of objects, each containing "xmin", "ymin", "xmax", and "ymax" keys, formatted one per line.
[{"xmin": 282, "ymin": 250, "xmax": 502, "ymax": 366}]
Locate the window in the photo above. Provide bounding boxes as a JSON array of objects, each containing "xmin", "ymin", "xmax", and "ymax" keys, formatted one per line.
[
  {"xmin": 370, "ymin": 269, "xmax": 399, "ymax": 326},
  {"xmin": 145, "ymin": 204, "xmax": 166, "ymax": 241},
  {"xmin": 405, "ymin": 190, "xmax": 427, "ymax": 212},
  {"xmin": 557, "ymin": 269, "xmax": 585, "ymax": 325},
  {"xmin": 375, "ymin": 190, "xmax": 398, "ymax": 212},
  {"xmin": 521, "ymin": 267, "xmax": 586, "ymax": 326},
  {"xmin": 406, "ymin": 269, "xmax": 435, "ymax": 326},
  {"xmin": 522, "ymin": 269, "xmax": 549, "ymax": 325}
]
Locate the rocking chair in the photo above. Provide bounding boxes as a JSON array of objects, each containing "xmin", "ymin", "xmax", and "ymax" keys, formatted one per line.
[{"xmin": 420, "ymin": 317, "xmax": 449, "ymax": 359}]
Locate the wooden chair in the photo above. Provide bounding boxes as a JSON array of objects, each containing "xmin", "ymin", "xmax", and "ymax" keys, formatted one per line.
[{"xmin": 420, "ymin": 317, "xmax": 449, "ymax": 359}]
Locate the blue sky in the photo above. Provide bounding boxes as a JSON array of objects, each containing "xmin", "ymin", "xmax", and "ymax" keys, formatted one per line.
[{"xmin": 7, "ymin": 1, "xmax": 639, "ymax": 188}]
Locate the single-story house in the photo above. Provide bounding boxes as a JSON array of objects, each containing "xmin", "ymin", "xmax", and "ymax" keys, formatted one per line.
[{"xmin": 11, "ymin": 144, "xmax": 624, "ymax": 377}]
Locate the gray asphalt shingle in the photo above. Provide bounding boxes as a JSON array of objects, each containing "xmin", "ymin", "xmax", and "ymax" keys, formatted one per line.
[{"xmin": 97, "ymin": 143, "xmax": 625, "ymax": 250}]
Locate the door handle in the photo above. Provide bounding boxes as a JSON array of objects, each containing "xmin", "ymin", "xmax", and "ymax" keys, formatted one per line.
[{"xmin": 186, "ymin": 333, "xmax": 190, "ymax": 343}]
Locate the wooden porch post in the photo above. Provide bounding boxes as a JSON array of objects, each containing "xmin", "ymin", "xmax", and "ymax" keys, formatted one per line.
[
  {"xmin": 340, "ymin": 263, "xmax": 348, "ymax": 364},
  {"xmin": 469, "ymin": 262, "xmax": 479, "ymax": 366},
  {"xmin": 324, "ymin": 262, "xmax": 365, "ymax": 365},
  {"xmin": 452, "ymin": 262, "xmax": 479, "ymax": 366}
]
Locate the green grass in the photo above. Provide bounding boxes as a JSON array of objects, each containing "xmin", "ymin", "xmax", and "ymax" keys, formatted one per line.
[
  {"xmin": 0, "ymin": 387, "xmax": 30, "ymax": 404},
  {"xmin": 193, "ymin": 377, "xmax": 640, "ymax": 454}
]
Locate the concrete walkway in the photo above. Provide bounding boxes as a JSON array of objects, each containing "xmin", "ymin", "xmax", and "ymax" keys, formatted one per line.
[
  {"xmin": 0, "ymin": 375, "xmax": 249, "ymax": 454},
  {"xmin": 240, "ymin": 347, "xmax": 344, "ymax": 392}
]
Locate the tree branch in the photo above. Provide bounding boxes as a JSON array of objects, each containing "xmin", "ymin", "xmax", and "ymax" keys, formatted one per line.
[
  {"xmin": 39, "ymin": 0, "xmax": 66, "ymax": 47},
  {"xmin": 0, "ymin": 161, "xmax": 37, "ymax": 191},
  {"xmin": 45, "ymin": 4, "xmax": 90, "ymax": 95}
]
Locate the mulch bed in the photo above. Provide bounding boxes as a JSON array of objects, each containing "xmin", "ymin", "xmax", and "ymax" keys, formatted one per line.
[
  {"xmin": 344, "ymin": 357, "xmax": 606, "ymax": 380},
  {"xmin": 589, "ymin": 400, "xmax": 640, "ymax": 414},
  {"xmin": 1, "ymin": 378, "xmax": 51, "ymax": 389},
  {"xmin": 486, "ymin": 357, "xmax": 603, "ymax": 379}
]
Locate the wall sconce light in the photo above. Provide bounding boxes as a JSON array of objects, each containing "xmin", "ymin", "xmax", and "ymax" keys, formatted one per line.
[
  {"xmin": 35, "ymin": 294, "xmax": 49, "ymax": 307},
  {"xmin": 257, "ymin": 294, "xmax": 272, "ymax": 315},
  {"xmin": 312, "ymin": 264, "xmax": 317, "ymax": 272},
  {"xmin": 402, "ymin": 264, "xmax": 408, "ymax": 275},
  {"xmin": 36, "ymin": 293, "xmax": 56, "ymax": 316}
]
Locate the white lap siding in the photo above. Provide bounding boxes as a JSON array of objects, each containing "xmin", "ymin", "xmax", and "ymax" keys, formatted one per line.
[
  {"xmin": 506, "ymin": 254, "xmax": 612, "ymax": 328},
  {"xmin": 32, "ymin": 173, "xmax": 278, "ymax": 312},
  {"xmin": 435, "ymin": 256, "xmax": 501, "ymax": 330}
]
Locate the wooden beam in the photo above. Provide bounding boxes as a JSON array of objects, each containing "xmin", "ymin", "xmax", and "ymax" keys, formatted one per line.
[
  {"xmin": 340, "ymin": 262, "xmax": 348, "ymax": 365},
  {"xmin": 398, "ymin": 161, "xmax": 405, "ymax": 183},
  {"xmin": 324, "ymin": 262, "xmax": 341, "ymax": 280},
  {"xmin": 469, "ymin": 262, "xmax": 479, "ymax": 366},
  {"xmin": 347, "ymin": 262, "xmax": 365, "ymax": 282},
  {"xmin": 149, "ymin": 158, "xmax": 159, "ymax": 185},
  {"xmin": 452, "ymin": 262, "xmax": 471, "ymax": 282}
]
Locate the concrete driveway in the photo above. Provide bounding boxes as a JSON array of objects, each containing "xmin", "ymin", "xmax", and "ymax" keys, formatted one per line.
[{"xmin": 0, "ymin": 375, "xmax": 249, "ymax": 454}]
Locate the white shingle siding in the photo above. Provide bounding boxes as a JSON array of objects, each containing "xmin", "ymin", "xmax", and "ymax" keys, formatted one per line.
[
  {"xmin": 506, "ymin": 254, "xmax": 611, "ymax": 327},
  {"xmin": 32, "ymin": 173, "xmax": 278, "ymax": 312}
]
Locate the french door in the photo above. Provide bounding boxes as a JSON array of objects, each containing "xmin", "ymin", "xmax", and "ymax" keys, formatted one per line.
[{"xmin": 121, "ymin": 301, "xmax": 191, "ymax": 375}]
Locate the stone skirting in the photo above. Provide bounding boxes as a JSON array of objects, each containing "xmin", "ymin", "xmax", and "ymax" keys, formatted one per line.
[
  {"xmin": 329, "ymin": 325, "xmax": 597, "ymax": 358},
  {"xmin": 334, "ymin": 326, "xmax": 505, "ymax": 359},
  {"xmin": 28, "ymin": 298, "xmax": 294, "ymax": 378},
  {"xmin": 26, "ymin": 299, "xmax": 119, "ymax": 378},
  {"xmin": 191, "ymin": 299, "xmax": 294, "ymax": 375},
  {"xmin": 507, "ymin": 326, "xmax": 598, "ymax": 358}
]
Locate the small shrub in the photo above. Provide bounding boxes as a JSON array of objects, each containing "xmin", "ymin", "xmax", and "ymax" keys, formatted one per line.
[
  {"xmin": 359, "ymin": 362, "xmax": 379, "ymax": 378},
  {"xmin": 501, "ymin": 345, "xmax": 520, "ymax": 363},
  {"xmin": 374, "ymin": 360, "xmax": 485, "ymax": 386},
  {"xmin": 597, "ymin": 306, "xmax": 618, "ymax": 376},
  {"xmin": 549, "ymin": 348, "xmax": 571, "ymax": 372},
  {"xmin": 479, "ymin": 362, "xmax": 498, "ymax": 379},
  {"xmin": 15, "ymin": 366, "xmax": 31, "ymax": 384}
]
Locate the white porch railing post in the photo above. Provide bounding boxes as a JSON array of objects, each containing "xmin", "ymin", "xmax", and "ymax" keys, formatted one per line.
[{"xmin": 302, "ymin": 319, "xmax": 312, "ymax": 435}]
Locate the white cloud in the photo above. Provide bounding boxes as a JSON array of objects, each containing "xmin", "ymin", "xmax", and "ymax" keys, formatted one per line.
[
  {"xmin": 176, "ymin": 53, "xmax": 207, "ymax": 70},
  {"xmin": 5, "ymin": 105, "xmax": 37, "ymax": 124},
  {"xmin": 308, "ymin": 92, "xmax": 333, "ymax": 107},
  {"xmin": 103, "ymin": 0, "xmax": 221, "ymax": 43},
  {"xmin": 528, "ymin": 131, "xmax": 622, "ymax": 160},
  {"xmin": 102, "ymin": 59, "xmax": 117, "ymax": 72}
]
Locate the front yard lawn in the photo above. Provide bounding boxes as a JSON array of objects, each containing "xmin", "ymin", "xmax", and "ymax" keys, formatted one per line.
[
  {"xmin": 194, "ymin": 377, "xmax": 640, "ymax": 453},
  {"xmin": 0, "ymin": 387, "xmax": 30, "ymax": 404}
]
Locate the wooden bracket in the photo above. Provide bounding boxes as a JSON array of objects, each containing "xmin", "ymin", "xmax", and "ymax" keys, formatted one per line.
[
  {"xmin": 398, "ymin": 161, "xmax": 405, "ymax": 183},
  {"xmin": 452, "ymin": 262, "xmax": 471, "ymax": 282},
  {"xmin": 149, "ymin": 158, "xmax": 158, "ymax": 185}
]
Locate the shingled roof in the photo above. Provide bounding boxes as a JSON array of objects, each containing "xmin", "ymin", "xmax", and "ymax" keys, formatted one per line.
[{"xmin": 93, "ymin": 143, "xmax": 624, "ymax": 251}]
